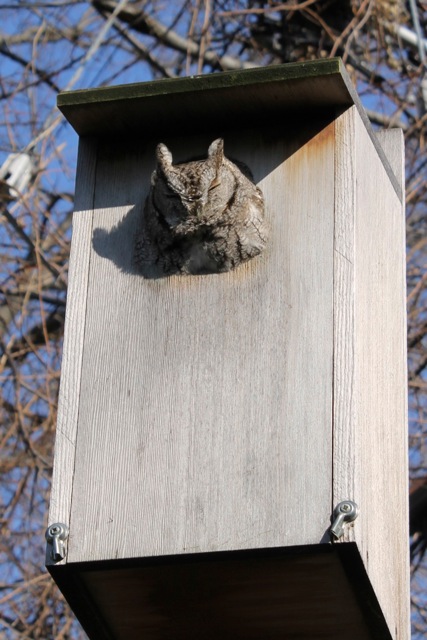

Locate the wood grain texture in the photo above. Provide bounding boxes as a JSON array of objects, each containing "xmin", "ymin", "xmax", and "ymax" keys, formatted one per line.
[
  {"xmin": 66, "ymin": 122, "xmax": 335, "ymax": 563},
  {"xmin": 47, "ymin": 138, "xmax": 98, "ymax": 554},
  {"xmin": 358, "ymin": 125, "xmax": 408, "ymax": 640},
  {"xmin": 333, "ymin": 107, "xmax": 357, "ymax": 517},
  {"xmin": 334, "ymin": 108, "xmax": 409, "ymax": 639},
  {"xmin": 376, "ymin": 129, "xmax": 405, "ymax": 190}
]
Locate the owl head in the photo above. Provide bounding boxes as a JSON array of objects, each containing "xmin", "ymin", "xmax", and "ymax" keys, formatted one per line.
[{"xmin": 152, "ymin": 139, "xmax": 231, "ymax": 230}]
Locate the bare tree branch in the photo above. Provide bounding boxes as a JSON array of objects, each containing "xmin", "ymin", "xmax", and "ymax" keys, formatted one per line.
[{"xmin": 91, "ymin": 0, "xmax": 256, "ymax": 70}]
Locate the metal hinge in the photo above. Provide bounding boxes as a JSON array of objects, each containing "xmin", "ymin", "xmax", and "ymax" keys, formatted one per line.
[
  {"xmin": 45, "ymin": 523, "xmax": 69, "ymax": 562},
  {"xmin": 330, "ymin": 500, "xmax": 359, "ymax": 540}
]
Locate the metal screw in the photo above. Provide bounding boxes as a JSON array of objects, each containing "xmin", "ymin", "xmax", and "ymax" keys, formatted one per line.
[
  {"xmin": 45, "ymin": 523, "xmax": 69, "ymax": 562},
  {"xmin": 330, "ymin": 500, "xmax": 359, "ymax": 540}
]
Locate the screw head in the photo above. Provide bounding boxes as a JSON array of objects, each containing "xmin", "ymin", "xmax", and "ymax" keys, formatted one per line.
[{"xmin": 45, "ymin": 522, "xmax": 69, "ymax": 542}]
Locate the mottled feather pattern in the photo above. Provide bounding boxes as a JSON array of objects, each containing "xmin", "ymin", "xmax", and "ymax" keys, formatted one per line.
[{"xmin": 135, "ymin": 139, "xmax": 268, "ymax": 275}]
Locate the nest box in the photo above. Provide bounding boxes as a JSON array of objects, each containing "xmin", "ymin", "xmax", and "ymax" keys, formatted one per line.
[{"xmin": 47, "ymin": 59, "xmax": 409, "ymax": 639}]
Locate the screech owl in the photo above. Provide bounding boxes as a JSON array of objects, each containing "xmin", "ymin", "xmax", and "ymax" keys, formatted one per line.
[{"xmin": 135, "ymin": 138, "xmax": 268, "ymax": 275}]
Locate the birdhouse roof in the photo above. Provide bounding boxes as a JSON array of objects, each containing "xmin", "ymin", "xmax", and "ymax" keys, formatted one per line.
[
  {"xmin": 57, "ymin": 58, "xmax": 400, "ymax": 199},
  {"xmin": 57, "ymin": 58, "xmax": 361, "ymax": 136}
]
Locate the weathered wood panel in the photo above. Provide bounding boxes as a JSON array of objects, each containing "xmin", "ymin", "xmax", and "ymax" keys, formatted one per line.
[
  {"xmin": 333, "ymin": 107, "xmax": 409, "ymax": 639},
  {"xmin": 354, "ymin": 119, "xmax": 408, "ymax": 639},
  {"xmin": 47, "ymin": 138, "xmax": 97, "ymax": 540},
  {"xmin": 333, "ymin": 107, "xmax": 357, "ymax": 517},
  {"xmin": 376, "ymin": 129, "xmax": 405, "ymax": 189},
  {"xmin": 66, "ymin": 123, "xmax": 335, "ymax": 562}
]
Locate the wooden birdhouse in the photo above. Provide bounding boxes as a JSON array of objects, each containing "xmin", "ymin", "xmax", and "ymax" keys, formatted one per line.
[{"xmin": 47, "ymin": 59, "xmax": 409, "ymax": 639}]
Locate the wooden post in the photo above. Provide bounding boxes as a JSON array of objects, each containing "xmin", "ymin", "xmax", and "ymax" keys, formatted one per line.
[{"xmin": 47, "ymin": 59, "xmax": 409, "ymax": 639}]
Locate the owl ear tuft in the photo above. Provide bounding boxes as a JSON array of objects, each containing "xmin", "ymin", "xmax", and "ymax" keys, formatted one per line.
[
  {"xmin": 208, "ymin": 139, "xmax": 224, "ymax": 165},
  {"xmin": 156, "ymin": 143, "xmax": 173, "ymax": 171}
]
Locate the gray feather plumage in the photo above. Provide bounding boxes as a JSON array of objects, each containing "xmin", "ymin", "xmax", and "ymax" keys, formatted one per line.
[{"xmin": 135, "ymin": 139, "xmax": 268, "ymax": 275}]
